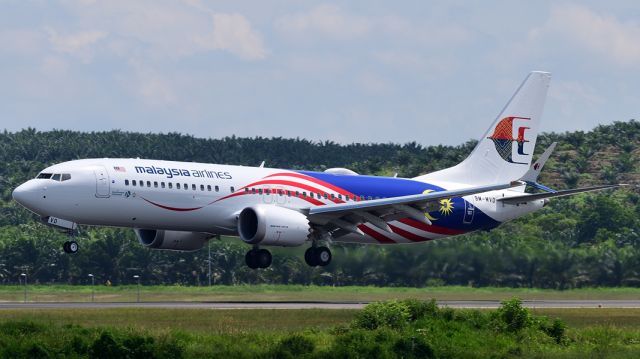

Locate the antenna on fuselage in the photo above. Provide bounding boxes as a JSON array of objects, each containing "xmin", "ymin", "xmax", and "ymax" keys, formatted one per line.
[{"xmin": 259, "ymin": 161, "xmax": 265, "ymax": 168}]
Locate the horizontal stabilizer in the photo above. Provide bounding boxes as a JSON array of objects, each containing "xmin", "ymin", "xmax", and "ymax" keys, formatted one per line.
[
  {"xmin": 498, "ymin": 184, "xmax": 625, "ymax": 205},
  {"xmin": 521, "ymin": 142, "xmax": 557, "ymax": 183}
]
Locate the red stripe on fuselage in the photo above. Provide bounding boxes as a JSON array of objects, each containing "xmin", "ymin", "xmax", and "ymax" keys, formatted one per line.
[
  {"xmin": 388, "ymin": 224, "xmax": 433, "ymax": 242},
  {"xmin": 241, "ymin": 179, "xmax": 342, "ymax": 204},
  {"xmin": 358, "ymin": 224, "xmax": 396, "ymax": 244},
  {"xmin": 214, "ymin": 188, "xmax": 325, "ymax": 206},
  {"xmin": 398, "ymin": 218, "xmax": 466, "ymax": 236},
  {"xmin": 141, "ymin": 197, "xmax": 203, "ymax": 212},
  {"xmin": 265, "ymin": 172, "xmax": 355, "ymax": 197}
]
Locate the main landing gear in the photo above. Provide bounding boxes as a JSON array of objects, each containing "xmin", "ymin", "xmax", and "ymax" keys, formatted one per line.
[
  {"xmin": 305, "ymin": 246, "xmax": 332, "ymax": 267},
  {"xmin": 245, "ymin": 248, "xmax": 272, "ymax": 269},
  {"xmin": 244, "ymin": 246, "xmax": 332, "ymax": 269}
]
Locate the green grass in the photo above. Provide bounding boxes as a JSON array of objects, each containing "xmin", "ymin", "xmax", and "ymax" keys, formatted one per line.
[
  {"xmin": 0, "ymin": 307, "xmax": 637, "ymax": 333},
  {"xmin": 1, "ymin": 304, "xmax": 640, "ymax": 357},
  {"xmin": 4, "ymin": 284, "xmax": 640, "ymax": 302},
  {"xmin": 0, "ymin": 308, "xmax": 357, "ymax": 334}
]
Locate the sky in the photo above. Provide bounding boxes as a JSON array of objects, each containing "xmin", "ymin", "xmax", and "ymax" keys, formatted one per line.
[{"xmin": 0, "ymin": 0, "xmax": 638, "ymax": 146}]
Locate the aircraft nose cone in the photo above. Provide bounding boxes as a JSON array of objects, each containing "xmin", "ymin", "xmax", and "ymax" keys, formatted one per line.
[
  {"xmin": 12, "ymin": 180, "xmax": 43, "ymax": 211},
  {"xmin": 12, "ymin": 183, "xmax": 28, "ymax": 205}
]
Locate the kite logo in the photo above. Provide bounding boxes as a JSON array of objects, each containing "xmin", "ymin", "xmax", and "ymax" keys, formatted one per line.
[{"xmin": 487, "ymin": 116, "xmax": 531, "ymax": 164}]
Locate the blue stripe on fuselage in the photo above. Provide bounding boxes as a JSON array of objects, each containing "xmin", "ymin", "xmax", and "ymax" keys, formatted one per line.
[{"xmin": 297, "ymin": 171, "xmax": 501, "ymax": 232}]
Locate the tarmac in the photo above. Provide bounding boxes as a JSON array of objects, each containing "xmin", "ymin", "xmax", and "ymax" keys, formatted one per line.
[{"xmin": 0, "ymin": 300, "xmax": 639, "ymax": 310}]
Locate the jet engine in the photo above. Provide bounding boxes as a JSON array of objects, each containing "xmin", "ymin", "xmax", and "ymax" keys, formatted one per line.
[
  {"xmin": 135, "ymin": 229, "xmax": 212, "ymax": 251},
  {"xmin": 237, "ymin": 205, "xmax": 310, "ymax": 247}
]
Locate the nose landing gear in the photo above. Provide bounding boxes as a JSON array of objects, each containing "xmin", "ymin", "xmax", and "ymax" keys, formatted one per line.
[
  {"xmin": 63, "ymin": 240, "xmax": 79, "ymax": 254},
  {"xmin": 62, "ymin": 228, "xmax": 80, "ymax": 254},
  {"xmin": 304, "ymin": 246, "xmax": 331, "ymax": 267},
  {"xmin": 245, "ymin": 248, "xmax": 272, "ymax": 269}
]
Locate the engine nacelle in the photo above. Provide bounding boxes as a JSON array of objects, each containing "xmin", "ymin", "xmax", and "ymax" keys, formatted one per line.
[
  {"xmin": 237, "ymin": 205, "xmax": 310, "ymax": 247},
  {"xmin": 135, "ymin": 229, "xmax": 212, "ymax": 251}
]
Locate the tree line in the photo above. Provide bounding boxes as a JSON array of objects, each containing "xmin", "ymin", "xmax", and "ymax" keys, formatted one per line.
[{"xmin": 0, "ymin": 120, "xmax": 638, "ymax": 287}]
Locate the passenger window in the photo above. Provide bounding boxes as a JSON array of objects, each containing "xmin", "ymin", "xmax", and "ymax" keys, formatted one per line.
[
  {"xmin": 192, "ymin": 184, "xmax": 196, "ymax": 190},
  {"xmin": 61, "ymin": 174, "xmax": 71, "ymax": 181},
  {"xmin": 201, "ymin": 185, "xmax": 205, "ymax": 191},
  {"xmin": 207, "ymin": 185, "xmax": 212, "ymax": 191},
  {"xmin": 317, "ymin": 193, "xmax": 321, "ymax": 199},
  {"xmin": 184, "ymin": 183, "xmax": 188, "ymax": 190},
  {"xmin": 337, "ymin": 194, "xmax": 342, "ymax": 200},
  {"xmin": 154, "ymin": 181, "xmax": 158, "ymax": 188},
  {"xmin": 266, "ymin": 189, "xmax": 270, "ymax": 195},
  {"xmin": 244, "ymin": 188, "xmax": 249, "ymax": 192},
  {"xmin": 215, "ymin": 185, "xmax": 219, "ymax": 192},
  {"xmin": 258, "ymin": 188, "xmax": 263, "ymax": 195},
  {"xmin": 177, "ymin": 183, "xmax": 181, "ymax": 189},
  {"xmin": 146, "ymin": 181, "xmax": 151, "ymax": 187},
  {"xmin": 295, "ymin": 191, "xmax": 299, "ymax": 197},
  {"xmin": 230, "ymin": 186, "xmax": 235, "ymax": 193},
  {"xmin": 161, "ymin": 182, "xmax": 165, "ymax": 188},
  {"xmin": 303, "ymin": 192, "xmax": 307, "ymax": 197},
  {"xmin": 252, "ymin": 188, "xmax": 256, "ymax": 194},
  {"xmin": 287, "ymin": 190, "xmax": 291, "ymax": 197},
  {"xmin": 169, "ymin": 183, "xmax": 173, "ymax": 189},
  {"xmin": 52, "ymin": 174, "xmax": 61, "ymax": 181},
  {"xmin": 125, "ymin": 180, "xmax": 130, "ymax": 186},
  {"xmin": 132, "ymin": 180, "xmax": 137, "ymax": 186}
]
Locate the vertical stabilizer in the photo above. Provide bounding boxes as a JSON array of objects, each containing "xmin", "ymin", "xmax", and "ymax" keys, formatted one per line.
[{"xmin": 417, "ymin": 71, "xmax": 551, "ymax": 185}]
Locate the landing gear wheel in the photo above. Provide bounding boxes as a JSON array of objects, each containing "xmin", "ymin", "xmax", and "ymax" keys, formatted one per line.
[
  {"xmin": 245, "ymin": 249, "xmax": 259, "ymax": 269},
  {"xmin": 63, "ymin": 240, "xmax": 79, "ymax": 254},
  {"xmin": 257, "ymin": 249, "xmax": 272, "ymax": 269},
  {"xmin": 315, "ymin": 246, "xmax": 332, "ymax": 267},
  {"xmin": 305, "ymin": 247, "xmax": 318, "ymax": 267}
]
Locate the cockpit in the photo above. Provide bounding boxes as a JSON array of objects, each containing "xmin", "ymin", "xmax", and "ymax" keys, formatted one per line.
[{"xmin": 36, "ymin": 173, "xmax": 72, "ymax": 181}]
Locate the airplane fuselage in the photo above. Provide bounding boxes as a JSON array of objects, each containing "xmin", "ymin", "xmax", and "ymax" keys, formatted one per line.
[{"xmin": 13, "ymin": 158, "xmax": 544, "ymax": 245}]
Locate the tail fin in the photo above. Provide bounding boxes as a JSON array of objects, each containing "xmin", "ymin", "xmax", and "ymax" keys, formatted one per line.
[{"xmin": 417, "ymin": 71, "xmax": 551, "ymax": 185}]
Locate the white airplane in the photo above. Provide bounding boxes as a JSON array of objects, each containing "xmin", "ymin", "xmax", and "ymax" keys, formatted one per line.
[{"xmin": 12, "ymin": 72, "xmax": 621, "ymax": 269}]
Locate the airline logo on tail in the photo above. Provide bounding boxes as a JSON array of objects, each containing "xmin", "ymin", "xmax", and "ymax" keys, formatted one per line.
[{"xmin": 487, "ymin": 116, "xmax": 531, "ymax": 164}]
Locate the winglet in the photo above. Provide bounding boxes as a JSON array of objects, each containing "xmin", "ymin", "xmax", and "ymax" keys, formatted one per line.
[{"xmin": 521, "ymin": 142, "xmax": 556, "ymax": 183}]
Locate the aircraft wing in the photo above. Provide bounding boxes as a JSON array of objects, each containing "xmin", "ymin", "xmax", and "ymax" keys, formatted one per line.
[
  {"xmin": 496, "ymin": 184, "xmax": 625, "ymax": 205},
  {"xmin": 304, "ymin": 181, "xmax": 522, "ymax": 236}
]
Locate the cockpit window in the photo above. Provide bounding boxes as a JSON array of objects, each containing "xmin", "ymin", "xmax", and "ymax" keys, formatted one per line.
[
  {"xmin": 61, "ymin": 173, "xmax": 71, "ymax": 181},
  {"xmin": 37, "ymin": 173, "xmax": 52, "ymax": 179},
  {"xmin": 51, "ymin": 174, "xmax": 61, "ymax": 181}
]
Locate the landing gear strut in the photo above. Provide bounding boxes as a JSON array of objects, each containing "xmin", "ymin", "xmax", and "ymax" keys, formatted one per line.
[
  {"xmin": 63, "ymin": 240, "xmax": 79, "ymax": 254},
  {"xmin": 305, "ymin": 246, "xmax": 331, "ymax": 267},
  {"xmin": 245, "ymin": 248, "xmax": 272, "ymax": 269}
]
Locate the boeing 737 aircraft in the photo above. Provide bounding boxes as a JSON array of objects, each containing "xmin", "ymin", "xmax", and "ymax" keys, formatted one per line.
[{"xmin": 12, "ymin": 72, "xmax": 621, "ymax": 269}]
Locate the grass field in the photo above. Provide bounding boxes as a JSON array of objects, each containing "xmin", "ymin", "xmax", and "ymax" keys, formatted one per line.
[
  {"xmin": 3, "ymin": 284, "xmax": 640, "ymax": 302},
  {"xmin": 2, "ymin": 304, "xmax": 640, "ymax": 357},
  {"xmin": 0, "ymin": 307, "xmax": 638, "ymax": 332},
  {"xmin": 0, "ymin": 308, "xmax": 358, "ymax": 334},
  {"xmin": 2, "ymin": 306, "xmax": 640, "ymax": 358}
]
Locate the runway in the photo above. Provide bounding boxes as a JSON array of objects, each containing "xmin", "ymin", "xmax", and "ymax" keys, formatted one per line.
[{"xmin": 1, "ymin": 300, "xmax": 640, "ymax": 310}]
